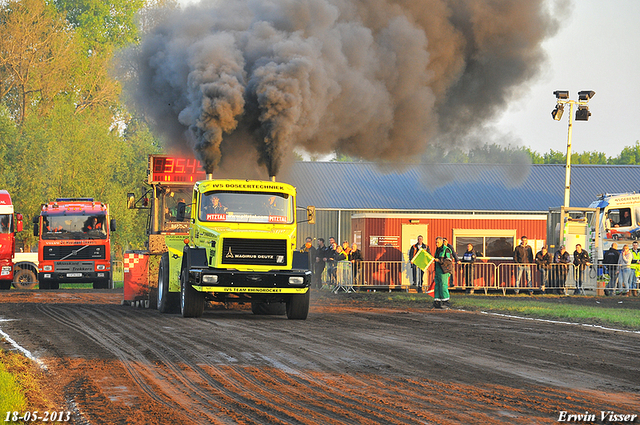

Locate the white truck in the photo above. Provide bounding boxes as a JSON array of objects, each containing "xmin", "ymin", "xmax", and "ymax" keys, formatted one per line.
[{"xmin": 549, "ymin": 192, "xmax": 640, "ymax": 262}]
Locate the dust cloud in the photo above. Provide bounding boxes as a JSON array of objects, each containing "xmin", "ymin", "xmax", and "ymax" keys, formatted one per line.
[{"xmin": 132, "ymin": 0, "xmax": 564, "ymax": 177}]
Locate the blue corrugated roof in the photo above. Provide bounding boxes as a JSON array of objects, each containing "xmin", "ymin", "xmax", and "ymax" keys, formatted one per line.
[{"xmin": 280, "ymin": 162, "xmax": 640, "ymax": 211}]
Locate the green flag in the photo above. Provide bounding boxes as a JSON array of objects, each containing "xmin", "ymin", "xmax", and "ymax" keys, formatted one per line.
[{"xmin": 411, "ymin": 248, "xmax": 434, "ymax": 271}]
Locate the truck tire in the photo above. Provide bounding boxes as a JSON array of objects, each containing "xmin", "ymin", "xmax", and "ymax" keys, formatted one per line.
[
  {"xmin": 251, "ymin": 302, "xmax": 286, "ymax": 315},
  {"xmin": 12, "ymin": 269, "xmax": 37, "ymax": 290},
  {"xmin": 180, "ymin": 268, "xmax": 204, "ymax": 318},
  {"xmin": 157, "ymin": 253, "xmax": 179, "ymax": 314},
  {"xmin": 286, "ymin": 290, "xmax": 310, "ymax": 320},
  {"xmin": 0, "ymin": 280, "xmax": 11, "ymax": 290}
]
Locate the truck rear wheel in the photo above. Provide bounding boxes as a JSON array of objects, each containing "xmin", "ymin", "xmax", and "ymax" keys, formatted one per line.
[
  {"xmin": 12, "ymin": 269, "xmax": 37, "ymax": 290},
  {"xmin": 251, "ymin": 302, "xmax": 286, "ymax": 315},
  {"xmin": 286, "ymin": 290, "xmax": 310, "ymax": 320},
  {"xmin": 157, "ymin": 253, "xmax": 179, "ymax": 314},
  {"xmin": 180, "ymin": 268, "xmax": 204, "ymax": 318},
  {"xmin": 0, "ymin": 280, "xmax": 11, "ymax": 290}
]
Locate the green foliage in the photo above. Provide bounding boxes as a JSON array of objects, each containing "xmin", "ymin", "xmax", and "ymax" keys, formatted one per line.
[
  {"xmin": 54, "ymin": 0, "xmax": 145, "ymax": 53},
  {"xmin": 611, "ymin": 141, "xmax": 640, "ymax": 165}
]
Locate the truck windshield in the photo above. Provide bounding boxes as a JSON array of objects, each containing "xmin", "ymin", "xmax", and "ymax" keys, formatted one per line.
[
  {"xmin": 0, "ymin": 214, "xmax": 11, "ymax": 234},
  {"xmin": 199, "ymin": 191, "xmax": 293, "ymax": 224},
  {"xmin": 42, "ymin": 214, "xmax": 107, "ymax": 240}
]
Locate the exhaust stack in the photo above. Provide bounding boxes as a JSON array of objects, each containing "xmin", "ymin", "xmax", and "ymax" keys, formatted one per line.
[
  {"xmin": 270, "ymin": 176, "xmax": 276, "ymax": 182},
  {"xmin": 206, "ymin": 173, "xmax": 213, "ymax": 180}
]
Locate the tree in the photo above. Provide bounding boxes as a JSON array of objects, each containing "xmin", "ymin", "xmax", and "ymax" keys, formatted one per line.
[
  {"xmin": 0, "ymin": 0, "xmax": 77, "ymax": 123},
  {"xmin": 53, "ymin": 0, "xmax": 145, "ymax": 53},
  {"xmin": 611, "ymin": 141, "xmax": 640, "ymax": 165}
]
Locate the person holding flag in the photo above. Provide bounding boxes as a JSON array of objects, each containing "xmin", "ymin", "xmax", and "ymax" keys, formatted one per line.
[{"xmin": 433, "ymin": 236, "xmax": 453, "ymax": 309}]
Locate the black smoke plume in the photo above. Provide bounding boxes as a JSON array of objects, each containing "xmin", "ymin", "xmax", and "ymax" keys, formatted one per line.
[{"xmin": 132, "ymin": 0, "xmax": 562, "ymax": 176}]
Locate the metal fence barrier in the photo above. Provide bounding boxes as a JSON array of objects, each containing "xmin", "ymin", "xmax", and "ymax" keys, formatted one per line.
[{"xmin": 314, "ymin": 259, "xmax": 635, "ymax": 296}]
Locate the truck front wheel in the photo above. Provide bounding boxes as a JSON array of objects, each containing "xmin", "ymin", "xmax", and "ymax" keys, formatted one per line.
[
  {"xmin": 12, "ymin": 269, "xmax": 37, "ymax": 290},
  {"xmin": 180, "ymin": 268, "xmax": 204, "ymax": 318},
  {"xmin": 286, "ymin": 290, "xmax": 310, "ymax": 320},
  {"xmin": 157, "ymin": 253, "xmax": 179, "ymax": 314}
]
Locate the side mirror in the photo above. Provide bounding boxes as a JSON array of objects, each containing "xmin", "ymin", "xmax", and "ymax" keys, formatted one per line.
[
  {"xmin": 306, "ymin": 206, "xmax": 316, "ymax": 224},
  {"xmin": 176, "ymin": 202, "xmax": 186, "ymax": 222},
  {"xmin": 127, "ymin": 193, "xmax": 135, "ymax": 209},
  {"xmin": 33, "ymin": 223, "xmax": 39, "ymax": 237},
  {"xmin": 110, "ymin": 218, "xmax": 116, "ymax": 232},
  {"xmin": 15, "ymin": 213, "xmax": 23, "ymax": 232}
]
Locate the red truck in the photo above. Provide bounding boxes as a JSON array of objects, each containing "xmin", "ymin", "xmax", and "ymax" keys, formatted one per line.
[
  {"xmin": 0, "ymin": 190, "xmax": 23, "ymax": 290},
  {"xmin": 33, "ymin": 198, "xmax": 115, "ymax": 289}
]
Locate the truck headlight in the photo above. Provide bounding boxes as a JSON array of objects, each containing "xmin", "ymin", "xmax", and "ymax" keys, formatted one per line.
[
  {"xmin": 97, "ymin": 264, "xmax": 106, "ymax": 270},
  {"xmin": 43, "ymin": 265, "xmax": 53, "ymax": 271},
  {"xmin": 202, "ymin": 275, "xmax": 218, "ymax": 284},
  {"xmin": 288, "ymin": 276, "xmax": 304, "ymax": 285}
]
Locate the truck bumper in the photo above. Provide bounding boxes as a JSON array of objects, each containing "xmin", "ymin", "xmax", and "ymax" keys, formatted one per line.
[
  {"xmin": 39, "ymin": 271, "xmax": 111, "ymax": 283},
  {"xmin": 188, "ymin": 268, "xmax": 311, "ymax": 294}
]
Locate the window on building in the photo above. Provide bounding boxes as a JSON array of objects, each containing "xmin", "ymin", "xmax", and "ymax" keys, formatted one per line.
[{"xmin": 453, "ymin": 229, "xmax": 517, "ymax": 259}]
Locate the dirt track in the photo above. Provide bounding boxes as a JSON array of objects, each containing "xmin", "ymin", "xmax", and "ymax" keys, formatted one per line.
[{"xmin": 0, "ymin": 290, "xmax": 638, "ymax": 424}]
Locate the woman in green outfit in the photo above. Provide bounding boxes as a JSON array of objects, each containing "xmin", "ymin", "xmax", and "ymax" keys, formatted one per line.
[{"xmin": 433, "ymin": 236, "xmax": 453, "ymax": 309}]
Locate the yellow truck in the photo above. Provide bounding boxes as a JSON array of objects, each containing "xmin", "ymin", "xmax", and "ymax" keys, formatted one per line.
[
  {"xmin": 164, "ymin": 178, "xmax": 312, "ymax": 319},
  {"xmin": 126, "ymin": 155, "xmax": 313, "ymax": 319}
]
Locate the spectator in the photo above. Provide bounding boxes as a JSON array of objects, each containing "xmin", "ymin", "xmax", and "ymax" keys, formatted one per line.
[
  {"xmin": 460, "ymin": 243, "xmax": 477, "ymax": 293},
  {"xmin": 443, "ymin": 237, "xmax": 457, "ymax": 288},
  {"xmin": 409, "ymin": 235, "xmax": 429, "ymax": 292},
  {"xmin": 349, "ymin": 243, "xmax": 363, "ymax": 285},
  {"xmin": 553, "ymin": 245, "xmax": 571, "ymax": 294},
  {"xmin": 314, "ymin": 238, "xmax": 329, "ymax": 289},
  {"xmin": 513, "ymin": 236, "xmax": 534, "ymax": 295},
  {"xmin": 327, "ymin": 241, "xmax": 339, "ymax": 284},
  {"xmin": 299, "ymin": 237, "xmax": 316, "ymax": 271},
  {"xmin": 432, "ymin": 236, "xmax": 453, "ymax": 309},
  {"xmin": 331, "ymin": 246, "xmax": 348, "ymax": 286},
  {"xmin": 572, "ymin": 244, "xmax": 591, "ymax": 295},
  {"xmin": 341, "ymin": 241, "xmax": 351, "ymax": 257},
  {"xmin": 442, "ymin": 238, "xmax": 458, "ymax": 261},
  {"xmin": 603, "ymin": 243, "xmax": 620, "ymax": 296},
  {"xmin": 631, "ymin": 241, "xmax": 640, "ymax": 297},
  {"xmin": 617, "ymin": 244, "xmax": 633, "ymax": 295},
  {"xmin": 535, "ymin": 246, "xmax": 552, "ymax": 294}
]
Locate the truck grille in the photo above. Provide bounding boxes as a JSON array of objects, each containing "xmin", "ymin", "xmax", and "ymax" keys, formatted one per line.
[
  {"xmin": 221, "ymin": 238, "xmax": 287, "ymax": 266},
  {"xmin": 43, "ymin": 245, "xmax": 105, "ymax": 261}
]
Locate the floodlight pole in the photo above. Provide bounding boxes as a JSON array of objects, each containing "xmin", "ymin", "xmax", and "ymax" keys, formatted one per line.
[
  {"xmin": 563, "ymin": 101, "xmax": 575, "ymax": 208},
  {"xmin": 553, "ymin": 95, "xmax": 592, "ymax": 208}
]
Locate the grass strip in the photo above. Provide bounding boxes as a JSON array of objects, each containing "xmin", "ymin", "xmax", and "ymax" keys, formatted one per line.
[
  {"xmin": 326, "ymin": 291, "xmax": 640, "ymax": 331},
  {"xmin": 0, "ymin": 349, "xmax": 59, "ymax": 418},
  {"xmin": 451, "ymin": 296, "xmax": 640, "ymax": 330}
]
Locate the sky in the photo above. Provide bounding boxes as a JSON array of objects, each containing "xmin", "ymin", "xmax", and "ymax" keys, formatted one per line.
[
  {"xmin": 491, "ymin": 0, "xmax": 640, "ymax": 158},
  {"xmin": 175, "ymin": 0, "xmax": 640, "ymax": 159}
]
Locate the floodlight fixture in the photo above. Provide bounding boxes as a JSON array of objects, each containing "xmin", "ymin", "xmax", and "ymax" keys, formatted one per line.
[
  {"xmin": 575, "ymin": 105, "xmax": 591, "ymax": 121},
  {"xmin": 551, "ymin": 104, "xmax": 564, "ymax": 121},
  {"xmin": 554, "ymin": 90, "xmax": 569, "ymax": 99},
  {"xmin": 578, "ymin": 90, "xmax": 595, "ymax": 101}
]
